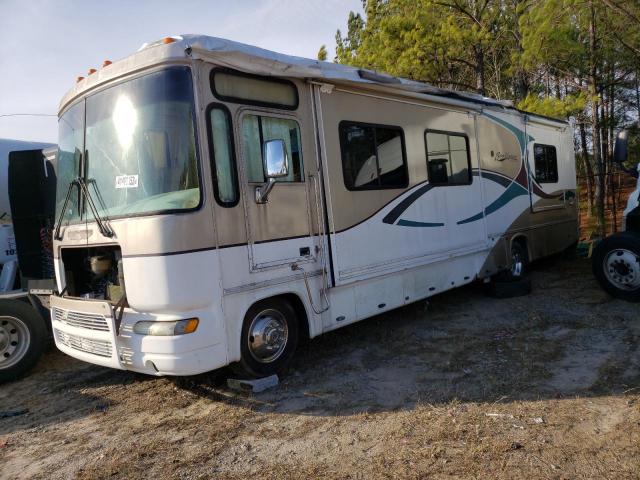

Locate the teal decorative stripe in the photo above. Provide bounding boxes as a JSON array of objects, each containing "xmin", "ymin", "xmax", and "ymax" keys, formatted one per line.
[
  {"xmin": 457, "ymin": 182, "xmax": 528, "ymax": 225},
  {"xmin": 457, "ymin": 211, "xmax": 484, "ymax": 225},
  {"xmin": 396, "ymin": 219, "xmax": 444, "ymax": 227},
  {"xmin": 483, "ymin": 113, "xmax": 534, "ymax": 155},
  {"xmin": 484, "ymin": 182, "xmax": 528, "ymax": 215}
]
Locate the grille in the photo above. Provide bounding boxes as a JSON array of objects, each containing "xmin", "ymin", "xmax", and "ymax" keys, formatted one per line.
[
  {"xmin": 52, "ymin": 308, "xmax": 109, "ymax": 332},
  {"xmin": 55, "ymin": 329, "xmax": 112, "ymax": 357}
]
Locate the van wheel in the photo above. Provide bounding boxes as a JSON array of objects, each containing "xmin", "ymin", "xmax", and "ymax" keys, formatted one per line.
[
  {"xmin": 592, "ymin": 232, "xmax": 640, "ymax": 302},
  {"xmin": 0, "ymin": 299, "xmax": 47, "ymax": 383},
  {"xmin": 235, "ymin": 298, "xmax": 299, "ymax": 378},
  {"xmin": 506, "ymin": 241, "xmax": 529, "ymax": 280}
]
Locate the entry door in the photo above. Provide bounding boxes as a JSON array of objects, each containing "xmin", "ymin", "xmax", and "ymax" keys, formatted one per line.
[{"xmin": 237, "ymin": 110, "xmax": 317, "ymax": 270}]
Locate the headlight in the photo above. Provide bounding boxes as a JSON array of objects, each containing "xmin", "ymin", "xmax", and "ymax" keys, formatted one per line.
[{"xmin": 133, "ymin": 318, "xmax": 199, "ymax": 336}]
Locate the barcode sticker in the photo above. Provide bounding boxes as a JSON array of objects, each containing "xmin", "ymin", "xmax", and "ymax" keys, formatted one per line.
[{"xmin": 115, "ymin": 175, "xmax": 139, "ymax": 189}]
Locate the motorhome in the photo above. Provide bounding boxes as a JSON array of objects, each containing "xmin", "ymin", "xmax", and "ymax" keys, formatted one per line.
[{"xmin": 50, "ymin": 35, "xmax": 578, "ymax": 378}]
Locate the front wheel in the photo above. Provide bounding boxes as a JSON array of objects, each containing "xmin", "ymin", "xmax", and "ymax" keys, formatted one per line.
[
  {"xmin": 592, "ymin": 232, "xmax": 640, "ymax": 302},
  {"xmin": 0, "ymin": 299, "xmax": 47, "ymax": 383},
  {"xmin": 234, "ymin": 298, "xmax": 299, "ymax": 378}
]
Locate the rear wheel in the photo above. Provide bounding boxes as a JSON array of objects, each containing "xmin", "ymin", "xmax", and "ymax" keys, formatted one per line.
[
  {"xmin": 0, "ymin": 299, "xmax": 47, "ymax": 383},
  {"xmin": 234, "ymin": 298, "xmax": 299, "ymax": 378},
  {"xmin": 486, "ymin": 240, "xmax": 531, "ymax": 298},
  {"xmin": 506, "ymin": 240, "xmax": 529, "ymax": 280},
  {"xmin": 592, "ymin": 232, "xmax": 640, "ymax": 302}
]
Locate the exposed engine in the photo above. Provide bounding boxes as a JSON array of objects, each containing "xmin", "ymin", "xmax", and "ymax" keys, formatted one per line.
[{"xmin": 61, "ymin": 246, "xmax": 126, "ymax": 303}]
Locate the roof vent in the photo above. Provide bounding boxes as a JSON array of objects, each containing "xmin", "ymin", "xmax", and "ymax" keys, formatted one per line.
[{"xmin": 357, "ymin": 69, "xmax": 401, "ymax": 85}]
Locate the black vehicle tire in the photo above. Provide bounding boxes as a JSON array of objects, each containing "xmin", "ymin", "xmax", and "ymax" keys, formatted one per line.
[
  {"xmin": 233, "ymin": 298, "xmax": 299, "ymax": 379},
  {"xmin": 592, "ymin": 232, "xmax": 640, "ymax": 302},
  {"xmin": 0, "ymin": 299, "xmax": 47, "ymax": 383},
  {"xmin": 485, "ymin": 277, "xmax": 532, "ymax": 299}
]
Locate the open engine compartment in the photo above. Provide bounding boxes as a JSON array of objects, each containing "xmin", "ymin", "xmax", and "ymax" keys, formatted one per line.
[{"xmin": 61, "ymin": 246, "xmax": 125, "ymax": 303}]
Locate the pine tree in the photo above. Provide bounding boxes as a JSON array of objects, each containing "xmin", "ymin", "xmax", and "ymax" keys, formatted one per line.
[{"xmin": 317, "ymin": 45, "xmax": 328, "ymax": 61}]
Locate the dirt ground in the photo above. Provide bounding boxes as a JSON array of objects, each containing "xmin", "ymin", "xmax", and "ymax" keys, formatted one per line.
[{"xmin": 1, "ymin": 254, "xmax": 639, "ymax": 479}]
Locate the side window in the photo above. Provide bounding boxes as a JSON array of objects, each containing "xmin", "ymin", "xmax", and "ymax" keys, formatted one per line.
[
  {"xmin": 534, "ymin": 144, "xmax": 558, "ymax": 183},
  {"xmin": 207, "ymin": 105, "xmax": 239, "ymax": 207},
  {"xmin": 211, "ymin": 69, "xmax": 298, "ymax": 110},
  {"xmin": 339, "ymin": 122, "xmax": 408, "ymax": 190},
  {"xmin": 241, "ymin": 114, "xmax": 303, "ymax": 183},
  {"xmin": 425, "ymin": 130, "xmax": 471, "ymax": 185}
]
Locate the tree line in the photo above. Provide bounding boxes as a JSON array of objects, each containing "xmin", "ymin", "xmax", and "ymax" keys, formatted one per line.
[{"xmin": 319, "ymin": 0, "xmax": 640, "ymax": 237}]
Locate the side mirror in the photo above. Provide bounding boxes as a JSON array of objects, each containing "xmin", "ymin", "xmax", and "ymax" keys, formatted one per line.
[
  {"xmin": 263, "ymin": 139, "xmax": 289, "ymax": 179},
  {"xmin": 612, "ymin": 129, "xmax": 639, "ymax": 178},
  {"xmin": 255, "ymin": 139, "xmax": 289, "ymax": 204},
  {"xmin": 613, "ymin": 130, "xmax": 629, "ymax": 164}
]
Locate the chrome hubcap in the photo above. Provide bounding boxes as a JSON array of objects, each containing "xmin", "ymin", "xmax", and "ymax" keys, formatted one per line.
[
  {"xmin": 0, "ymin": 316, "xmax": 30, "ymax": 370},
  {"xmin": 511, "ymin": 250, "xmax": 523, "ymax": 277},
  {"xmin": 604, "ymin": 249, "xmax": 640, "ymax": 290},
  {"xmin": 247, "ymin": 309, "xmax": 288, "ymax": 363}
]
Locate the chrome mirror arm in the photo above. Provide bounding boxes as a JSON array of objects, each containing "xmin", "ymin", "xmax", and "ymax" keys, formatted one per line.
[{"xmin": 255, "ymin": 178, "xmax": 277, "ymax": 204}]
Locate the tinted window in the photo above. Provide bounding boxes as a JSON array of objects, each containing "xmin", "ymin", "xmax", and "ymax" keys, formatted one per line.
[
  {"xmin": 207, "ymin": 105, "xmax": 238, "ymax": 206},
  {"xmin": 534, "ymin": 144, "xmax": 558, "ymax": 183},
  {"xmin": 425, "ymin": 131, "xmax": 471, "ymax": 185},
  {"xmin": 212, "ymin": 70, "xmax": 298, "ymax": 110},
  {"xmin": 340, "ymin": 122, "xmax": 408, "ymax": 190},
  {"xmin": 242, "ymin": 115, "xmax": 303, "ymax": 183}
]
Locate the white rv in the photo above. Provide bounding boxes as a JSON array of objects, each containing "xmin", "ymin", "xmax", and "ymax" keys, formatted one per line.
[{"xmin": 50, "ymin": 35, "xmax": 578, "ymax": 377}]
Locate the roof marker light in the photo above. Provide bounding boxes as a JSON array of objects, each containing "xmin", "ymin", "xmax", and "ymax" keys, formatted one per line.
[
  {"xmin": 88, "ymin": 68, "xmax": 97, "ymax": 75},
  {"xmin": 162, "ymin": 37, "xmax": 176, "ymax": 44},
  {"xmin": 76, "ymin": 76, "xmax": 85, "ymax": 83},
  {"xmin": 103, "ymin": 60, "xmax": 112, "ymax": 67}
]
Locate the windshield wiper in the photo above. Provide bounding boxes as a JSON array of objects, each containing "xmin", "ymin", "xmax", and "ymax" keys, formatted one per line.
[
  {"xmin": 53, "ymin": 179, "xmax": 79, "ymax": 241},
  {"xmin": 78, "ymin": 177, "xmax": 114, "ymax": 238},
  {"xmin": 53, "ymin": 178, "xmax": 114, "ymax": 240}
]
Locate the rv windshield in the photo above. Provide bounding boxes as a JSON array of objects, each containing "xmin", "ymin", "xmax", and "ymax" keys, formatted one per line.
[{"xmin": 56, "ymin": 66, "xmax": 200, "ymax": 224}]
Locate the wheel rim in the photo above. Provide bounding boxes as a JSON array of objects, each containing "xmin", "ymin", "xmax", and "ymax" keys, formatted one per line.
[
  {"xmin": 0, "ymin": 315, "xmax": 31, "ymax": 370},
  {"xmin": 603, "ymin": 249, "xmax": 640, "ymax": 290},
  {"xmin": 247, "ymin": 308, "xmax": 289, "ymax": 364},
  {"xmin": 511, "ymin": 249, "xmax": 524, "ymax": 278}
]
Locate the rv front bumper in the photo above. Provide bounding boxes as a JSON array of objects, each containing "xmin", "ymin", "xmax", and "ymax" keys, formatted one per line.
[{"xmin": 50, "ymin": 295, "xmax": 227, "ymax": 376}]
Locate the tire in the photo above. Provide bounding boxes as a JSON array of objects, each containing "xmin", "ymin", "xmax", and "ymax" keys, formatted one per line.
[
  {"xmin": 0, "ymin": 299, "xmax": 47, "ymax": 383},
  {"xmin": 501, "ymin": 240, "xmax": 529, "ymax": 281},
  {"xmin": 592, "ymin": 232, "xmax": 640, "ymax": 302},
  {"xmin": 234, "ymin": 298, "xmax": 299, "ymax": 378},
  {"xmin": 485, "ymin": 277, "xmax": 532, "ymax": 298}
]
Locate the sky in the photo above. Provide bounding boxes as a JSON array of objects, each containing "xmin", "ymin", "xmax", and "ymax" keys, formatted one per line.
[{"xmin": 0, "ymin": 0, "xmax": 363, "ymax": 143}]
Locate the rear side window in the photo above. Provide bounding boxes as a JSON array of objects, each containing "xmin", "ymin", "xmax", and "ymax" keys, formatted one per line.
[
  {"xmin": 339, "ymin": 121, "xmax": 408, "ymax": 190},
  {"xmin": 207, "ymin": 105, "xmax": 239, "ymax": 207},
  {"xmin": 534, "ymin": 144, "xmax": 558, "ymax": 183},
  {"xmin": 425, "ymin": 130, "xmax": 471, "ymax": 185}
]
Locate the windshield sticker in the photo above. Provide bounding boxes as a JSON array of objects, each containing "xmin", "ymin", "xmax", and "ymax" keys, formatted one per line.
[{"xmin": 115, "ymin": 175, "xmax": 139, "ymax": 189}]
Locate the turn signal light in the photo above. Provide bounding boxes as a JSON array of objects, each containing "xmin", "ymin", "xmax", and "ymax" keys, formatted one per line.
[
  {"xmin": 88, "ymin": 68, "xmax": 97, "ymax": 75},
  {"xmin": 133, "ymin": 318, "xmax": 199, "ymax": 336},
  {"xmin": 103, "ymin": 60, "xmax": 112, "ymax": 67}
]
